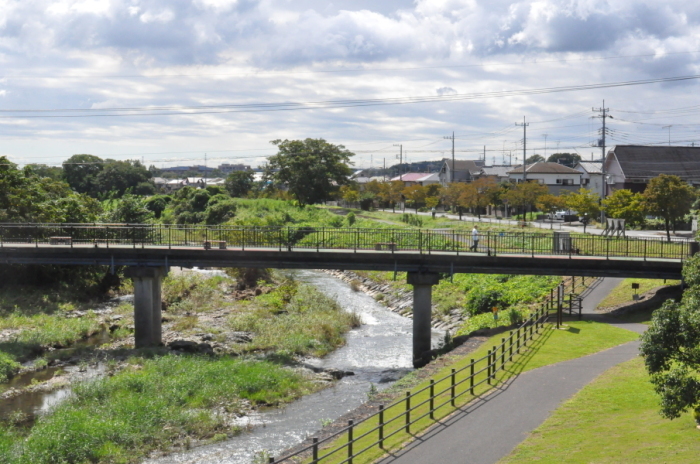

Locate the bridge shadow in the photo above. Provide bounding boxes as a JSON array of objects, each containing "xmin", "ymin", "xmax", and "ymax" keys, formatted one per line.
[{"xmin": 377, "ymin": 324, "xmax": 555, "ymax": 463}]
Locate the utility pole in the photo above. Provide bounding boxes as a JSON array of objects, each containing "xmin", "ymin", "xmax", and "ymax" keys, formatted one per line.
[
  {"xmin": 383, "ymin": 158, "xmax": 386, "ymax": 182},
  {"xmin": 593, "ymin": 101, "xmax": 613, "ymax": 203},
  {"xmin": 204, "ymin": 153, "xmax": 207, "ymax": 186},
  {"xmin": 483, "ymin": 145, "xmax": 486, "ymax": 164},
  {"xmin": 515, "ymin": 117, "xmax": 529, "ymax": 182},
  {"xmin": 393, "ymin": 144, "xmax": 403, "ymax": 181},
  {"xmin": 444, "ymin": 132, "xmax": 455, "ymax": 183},
  {"xmin": 543, "ymin": 133, "xmax": 548, "ymax": 160},
  {"xmin": 662, "ymin": 125, "xmax": 672, "ymax": 146}
]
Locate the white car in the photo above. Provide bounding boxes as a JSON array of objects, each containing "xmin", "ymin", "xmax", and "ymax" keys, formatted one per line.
[{"xmin": 552, "ymin": 210, "xmax": 576, "ymax": 220}]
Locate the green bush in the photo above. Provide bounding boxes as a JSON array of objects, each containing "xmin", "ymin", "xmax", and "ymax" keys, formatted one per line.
[
  {"xmin": 0, "ymin": 351, "xmax": 20, "ymax": 383},
  {"xmin": 464, "ymin": 287, "xmax": 505, "ymax": 316}
]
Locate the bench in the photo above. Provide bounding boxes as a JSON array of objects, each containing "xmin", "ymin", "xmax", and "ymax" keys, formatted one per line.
[
  {"xmin": 49, "ymin": 236, "xmax": 72, "ymax": 245},
  {"xmin": 203, "ymin": 240, "xmax": 227, "ymax": 250},
  {"xmin": 374, "ymin": 242, "xmax": 396, "ymax": 251}
]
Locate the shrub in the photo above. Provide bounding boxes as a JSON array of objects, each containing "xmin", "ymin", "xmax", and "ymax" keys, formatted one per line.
[
  {"xmin": 0, "ymin": 351, "xmax": 20, "ymax": 382},
  {"xmin": 464, "ymin": 287, "xmax": 505, "ymax": 316},
  {"xmin": 346, "ymin": 212, "xmax": 356, "ymax": 226}
]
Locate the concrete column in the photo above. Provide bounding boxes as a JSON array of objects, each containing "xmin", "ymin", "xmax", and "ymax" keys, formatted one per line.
[
  {"xmin": 125, "ymin": 267, "xmax": 165, "ymax": 348},
  {"xmin": 407, "ymin": 272, "xmax": 441, "ymax": 368}
]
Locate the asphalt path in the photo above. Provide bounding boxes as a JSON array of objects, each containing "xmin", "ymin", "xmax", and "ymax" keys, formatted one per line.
[{"xmin": 378, "ymin": 278, "xmax": 646, "ymax": 464}]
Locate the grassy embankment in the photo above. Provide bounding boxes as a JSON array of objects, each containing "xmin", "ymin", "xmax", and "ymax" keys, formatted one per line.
[
  {"xmin": 310, "ymin": 319, "xmax": 639, "ymax": 464},
  {"xmin": 0, "ymin": 270, "xmax": 359, "ymax": 464},
  {"xmin": 354, "ymin": 270, "xmax": 561, "ymax": 334},
  {"xmin": 598, "ymin": 278, "xmax": 680, "ymax": 310},
  {"xmin": 499, "ymin": 356, "xmax": 700, "ymax": 464}
]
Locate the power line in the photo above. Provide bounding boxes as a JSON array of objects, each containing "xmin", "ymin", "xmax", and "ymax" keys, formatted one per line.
[{"xmin": 2, "ymin": 74, "xmax": 700, "ymax": 119}]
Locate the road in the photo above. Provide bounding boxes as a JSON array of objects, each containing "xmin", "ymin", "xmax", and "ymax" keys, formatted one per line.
[{"xmin": 377, "ymin": 278, "xmax": 646, "ymax": 464}]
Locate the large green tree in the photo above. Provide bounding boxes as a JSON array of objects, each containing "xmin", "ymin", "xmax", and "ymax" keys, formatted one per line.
[
  {"xmin": 225, "ymin": 170, "xmax": 255, "ymax": 198},
  {"xmin": 643, "ymin": 174, "xmax": 697, "ymax": 242},
  {"xmin": 564, "ymin": 187, "xmax": 601, "ymax": 231},
  {"xmin": 62, "ymin": 154, "xmax": 104, "ymax": 194},
  {"xmin": 94, "ymin": 160, "xmax": 152, "ymax": 198},
  {"xmin": 640, "ymin": 254, "xmax": 700, "ymax": 423},
  {"xmin": 547, "ymin": 153, "xmax": 581, "ymax": 168},
  {"xmin": 265, "ymin": 138, "xmax": 354, "ymax": 206},
  {"xmin": 602, "ymin": 189, "xmax": 646, "ymax": 227}
]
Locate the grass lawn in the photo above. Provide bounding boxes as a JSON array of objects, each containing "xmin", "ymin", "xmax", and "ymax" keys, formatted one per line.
[
  {"xmin": 499, "ymin": 357, "xmax": 700, "ymax": 464},
  {"xmin": 311, "ymin": 319, "xmax": 639, "ymax": 464},
  {"xmin": 597, "ymin": 278, "xmax": 680, "ymax": 310}
]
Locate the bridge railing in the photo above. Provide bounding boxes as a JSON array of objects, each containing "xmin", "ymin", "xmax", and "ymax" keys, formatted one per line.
[{"xmin": 0, "ymin": 224, "xmax": 693, "ymax": 260}]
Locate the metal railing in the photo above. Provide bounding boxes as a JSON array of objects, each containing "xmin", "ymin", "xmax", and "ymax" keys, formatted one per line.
[
  {"xmin": 266, "ymin": 306, "xmax": 552, "ymax": 464},
  {"xmin": 0, "ymin": 223, "xmax": 693, "ymax": 261}
]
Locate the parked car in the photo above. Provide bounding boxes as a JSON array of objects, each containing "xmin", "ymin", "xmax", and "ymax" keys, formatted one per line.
[{"xmin": 550, "ymin": 210, "xmax": 575, "ymax": 220}]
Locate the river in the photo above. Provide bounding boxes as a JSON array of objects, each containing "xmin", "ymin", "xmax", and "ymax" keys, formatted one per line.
[{"xmin": 143, "ymin": 269, "xmax": 444, "ymax": 464}]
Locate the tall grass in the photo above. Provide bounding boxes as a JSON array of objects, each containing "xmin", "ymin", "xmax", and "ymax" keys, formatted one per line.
[
  {"xmin": 228, "ymin": 281, "xmax": 360, "ymax": 357},
  {"xmin": 0, "ymin": 355, "xmax": 312, "ymax": 464}
]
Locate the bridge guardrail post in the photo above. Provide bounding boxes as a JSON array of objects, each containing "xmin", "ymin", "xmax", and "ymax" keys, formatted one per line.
[
  {"xmin": 405, "ymin": 392, "xmax": 411, "ymax": 433},
  {"xmin": 348, "ymin": 420, "xmax": 354, "ymax": 464},
  {"xmin": 378, "ymin": 405, "xmax": 384, "ymax": 448},
  {"xmin": 429, "ymin": 379, "xmax": 435, "ymax": 419},
  {"xmin": 470, "ymin": 359, "xmax": 475, "ymax": 394}
]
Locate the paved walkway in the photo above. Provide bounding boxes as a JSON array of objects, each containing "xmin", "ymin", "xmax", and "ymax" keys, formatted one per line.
[{"xmin": 378, "ymin": 278, "xmax": 646, "ymax": 464}]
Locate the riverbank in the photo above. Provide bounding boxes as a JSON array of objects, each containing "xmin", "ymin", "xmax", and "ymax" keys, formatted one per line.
[{"xmin": 0, "ymin": 270, "xmax": 362, "ymax": 464}]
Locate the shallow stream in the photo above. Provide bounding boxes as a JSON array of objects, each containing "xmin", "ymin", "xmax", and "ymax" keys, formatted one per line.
[
  {"xmin": 144, "ymin": 269, "xmax": 444, "ymax": 464},
  {"xmin": 0, "ymin": 270, "xmax": 443, "ymax": 464}
]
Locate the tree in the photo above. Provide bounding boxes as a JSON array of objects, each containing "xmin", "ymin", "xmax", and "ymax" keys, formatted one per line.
[
  {"xmin": 62, "ymin": 154, "xmax": 104, "ymax": 194},
  {"xmin": 403, "ymin": 185, "xmax": 427, "ymax": 212},
  {"xmin": 503, "ymin": 182, "xmax": 548, "ymax": 220},
  {"xmin": 105, "ymin": 195, "xmax": 153, "ymax": 223},
  {"xmin": 441, "ymin": 182, "xmax": 467, "ymax": 217},
  {"xmin": 640, "ymin": 254, "xmax": 700, "ymax": 422},
  {"xmin": 378, "ymin": 181, "xmax": 404, "ymax": 212},
  {"xmin": 564, "ymin": 188, "xmax": 601, "ymax": 231},
  {"xmin": 643, "ymin": 174, "xmax": 697, "ymax": 242},
  {"xmin": 547, "ymin": 153, "xmax": 581, "ymax": 168},
  {"xmin": 458, "ymin": 178, "xmax": 498, "ymax": 219},
  {"xmin": 602, "ymin": 189, "xmax": 646, "ymax": 227},
  {"xmin": 266, "ymin": 138, "xmax": 354, "ymax": 206},
  {"xmin": 526, "ymin": 154, "xmax": 545, "ymax": 164},
  {"xmin": 340, "ymin": 185, "xmax": 360, "ymax": 204},
  {"xmin": 93, "ymin": 160, "xmax": 152, "ymax": 198},
  {"xmin": 225, "ymin": 170, "xmax": 255, "ymax": 198},
  {"xmin": 25, "ymin": 164, "xmax": 63, "ymax": 180},
  {"xmin": 536, "ymin": 194, "xmax": 566, "ymax": 228}
]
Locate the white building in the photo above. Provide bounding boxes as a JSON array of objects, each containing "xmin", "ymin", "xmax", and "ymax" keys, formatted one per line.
[
  {"xmin": 507, "ymin": 162, "xmax": 582, "ymax": 195},
  {"xmin": 574, "ymin": 161, "xmax": 604, "ymax": 198}
]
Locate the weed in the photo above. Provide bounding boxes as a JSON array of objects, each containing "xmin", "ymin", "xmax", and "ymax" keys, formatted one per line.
[{"xmin": 349, "ymin": 280, "xmax": 361, "ymax": 292}]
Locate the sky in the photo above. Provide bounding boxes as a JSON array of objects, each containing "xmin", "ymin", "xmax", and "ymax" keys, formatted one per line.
[{"xmin": 1, "ymin": 0, "xmax": 700, "ymax": 170}]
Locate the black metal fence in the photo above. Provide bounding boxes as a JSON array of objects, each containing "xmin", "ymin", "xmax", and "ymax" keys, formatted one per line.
[
  {"xmin": 0, "ymin": 224, "xmax": 693, "ymax": 261},
  {"xmin": 267, "ymin": 305, "xmax": 554, "ymax": 464}
]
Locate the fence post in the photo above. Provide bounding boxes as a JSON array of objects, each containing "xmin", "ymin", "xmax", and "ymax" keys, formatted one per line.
[
  {"xmin": 517, "ymin": 329, "xmax": 521, "ymax": 354},
  {"xmin": 487, "ymin": 350, "xmax": 492, "ymax": 385},
  {"xmin": 405, "ymin": 392, "xmax": 411, "ymax": 433},
  {"xmin": 379, "ymin": 405, "xmax": 384, "ymax": 448},
  {"xmin": 509, "ymin": 331, "xmax": 513, "ymax": 359},
  {"xmin": 492, "ymin": 345, "xmax": 497, "ymax": 379},
  {"xmin": 451, "ymin": 368, "xmax": 456, "ymax": 407},
  {"xmin": 312, "ymin": 438, "xmax": 319, "ymax": 464},
  {"xmin": 429, "ymin": 379, "xmax": 435, "ymax": 419},
  {"xmin": 606, "ymin": 238, "xmax": 610, "ymax": 260},
  {"xmin": 470, "ymin": 359, "xmax": 475, "ymax": 394},
  {"xmin": 501, "ymin": 338, "xmax": 506, "ymax": 370},
  {"xmin": 348, "ymin": 420, "xmax": 354, "ymax": 464}
]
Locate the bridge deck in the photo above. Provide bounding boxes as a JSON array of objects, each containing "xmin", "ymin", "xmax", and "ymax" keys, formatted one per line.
[{"xmin": 0, "ymin": 242, "xmax": 684, "ymax": 279}]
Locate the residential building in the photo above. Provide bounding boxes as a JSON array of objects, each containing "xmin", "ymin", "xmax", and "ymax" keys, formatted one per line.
[
  {"xmin": 438, "ymin": 159, "xmax": 484, "ymax": 186},
  {"xmin": 605, "ymin": 145, "xmax": 700, "ymax": 193},
  {"xmin": 218, "ymin": 163, "xmax": 251, "ymax": 174},
  {"xmin": 389, "ymin": 172, "xmax": 438, "ymax": 187},
  {"xmin": 480, "ymin": 165, "xmax": 512, "ymax": 183},
  {"xmin": 574, "ymin": 161, "xmax": 604, "ymax": 198},
  {"xmin": 507, "ymin": 162, "xmax": 582, "ymax": 195}
]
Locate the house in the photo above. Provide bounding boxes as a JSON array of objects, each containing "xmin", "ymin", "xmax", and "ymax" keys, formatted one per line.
[
  {"xmin": 389, "ymin": 173, "xmax": 436, "ymax": 187},
  {"xmin": 574, "ymin": 161, "xmax": 604, "ymax": 198},
  {"xmin": 218, "ymin": 163, "xmax": 251, "ymax": 174},
  {"xmin": 605, "ymin": 145, "xmax": 700, "ymax": 193},
  {"xmin": 480, "ymin": 165, "xmax": 512, "ymax": 183},
  {"xmin": 438, "ymin": 159, "xmax": 484, "ymax": 185},
  {"xmin": 507, "ymin": 162, "xmax": 582, "ymax": 195}
]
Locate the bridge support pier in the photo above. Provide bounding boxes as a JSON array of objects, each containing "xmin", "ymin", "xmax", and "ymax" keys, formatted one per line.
[
  {"xmin": 125, "ymin": 267, "xmax": 166, "ymax": 348},
  {"xmin": 407, "ymin": 271, "xmax": 441, "ymax": 368}
]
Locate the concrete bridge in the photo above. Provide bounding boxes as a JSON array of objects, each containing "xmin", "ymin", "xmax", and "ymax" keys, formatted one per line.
[{"xmin": 0, "ymin": 223, "xmax": 693, "ymax": 366}]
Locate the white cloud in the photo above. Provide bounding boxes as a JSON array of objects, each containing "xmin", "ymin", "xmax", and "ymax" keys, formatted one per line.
[{"xmin": 1, "ymin": 0, "xmax": 700, "ymax": 168}]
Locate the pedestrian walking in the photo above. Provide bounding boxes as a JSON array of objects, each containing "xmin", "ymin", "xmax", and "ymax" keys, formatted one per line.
[{"xmin": 470, "ymin": 226, "xmax": 479, "ymax": 251}]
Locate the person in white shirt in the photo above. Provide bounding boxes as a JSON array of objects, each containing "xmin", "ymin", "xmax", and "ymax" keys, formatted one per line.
[{"xmin": 470, "ymin": 226, "xmax": 479, "ymax": 251}]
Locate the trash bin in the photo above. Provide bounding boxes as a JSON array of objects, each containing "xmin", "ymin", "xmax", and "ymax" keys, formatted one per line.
[{"xmin": 553, "ymin": 231, "xmax": 571, "ymax": 253}]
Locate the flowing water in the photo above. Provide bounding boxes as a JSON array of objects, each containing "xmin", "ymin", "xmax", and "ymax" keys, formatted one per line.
[
  {"xmin": 144, "ymin": 270, "xmax": 444, "ymax": 464},
  {"xmin": 0, "ymin": 270, "xmax": 443, "ymax": 463}
]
